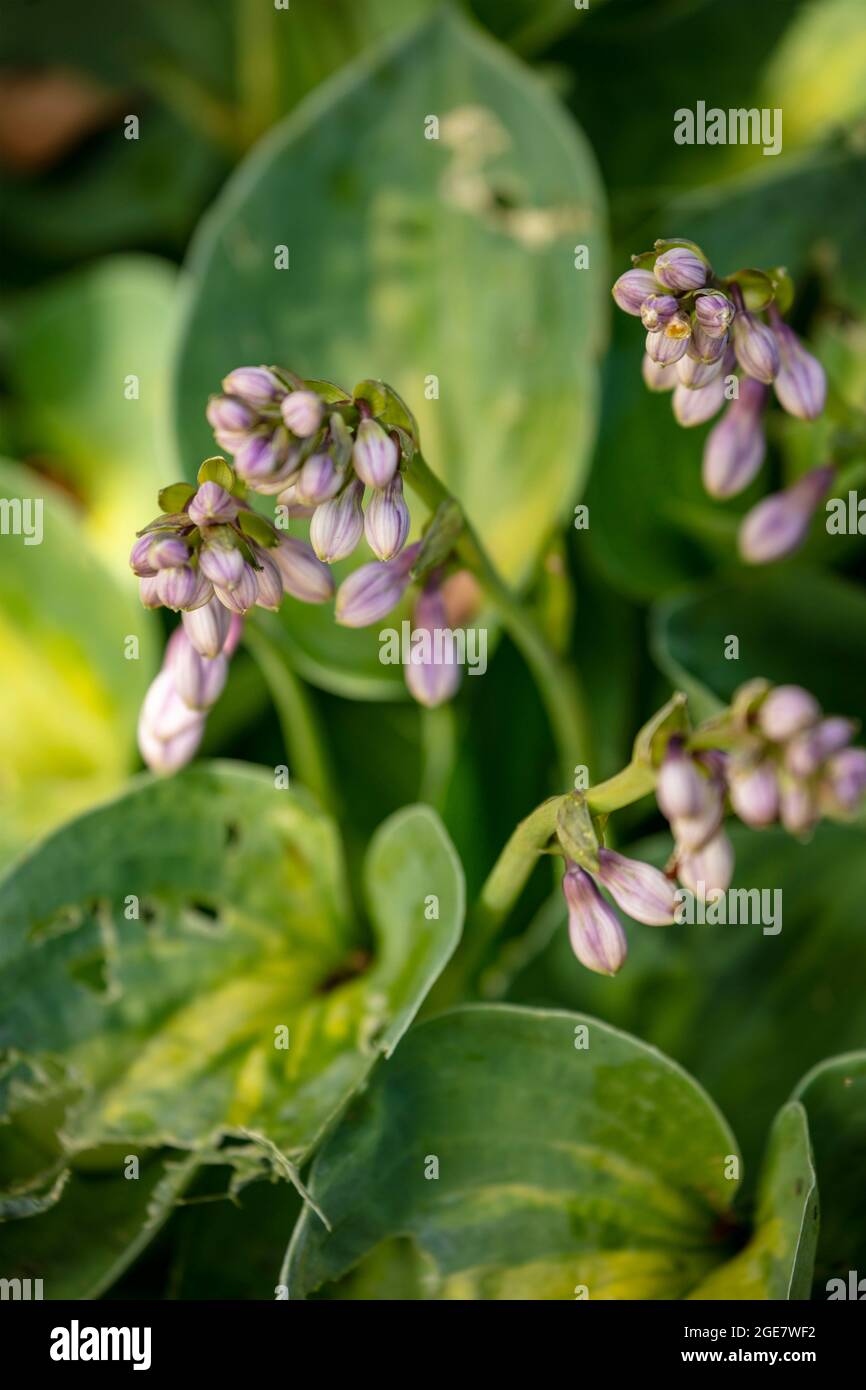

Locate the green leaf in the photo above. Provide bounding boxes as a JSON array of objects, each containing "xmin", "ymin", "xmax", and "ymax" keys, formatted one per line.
[
  {"xmin": 157, "ymin": 482, "xmax": 196, "ymax": 513},
  {"xmin": 8, "ymin": 257, "xmax": 178, "ymax": 573},
  {"xmin": 791, "ymin": 1051, "xmax": 866, "ymax": 1290},
  {"xmin": 689, "ymin": 1102, "xmax": 818, "ymax": 1300},
  {"xmin": 0, "ymin": 766, "xmax": 463, "ymax": 1168},
  {"xmin": 0, "ymin": 460, "xmax": 157, "ymax": 868},
  {"xmin": 554, "ymin": 794, "xmax": 599, "ymax": 873},
  {"xmin": 237, "ymin": 510, "xmax": 279, "ymax": 548},
  {"xmin": 173, "ymin": 7, "xmax": 606, "ymax": 695},
  {"xmin": 285, "ymin": 1005, "xmax": 742, "ymax": 1300},
  {"xmin": 197, "ymin": 456, "xmax": 235, "ymax": 490}
]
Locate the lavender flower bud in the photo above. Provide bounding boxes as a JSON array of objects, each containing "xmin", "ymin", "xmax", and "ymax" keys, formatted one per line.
[
  {"xmin": 295, "ymin": 452, "xmax": 343, "ymax": 505},
  {"xmin": 130, "ymin": 534, "xmax": 157, "ymax": 577},
  {"xmin": 167, "ymin": 630, "xmax": 228, "ymax": 711},
  {"xmin": 728, "ymin": 759, "xmax": 779, "ymax": 828},
  {"xmin": 181, "ymin": 595, "xmax": 231, "ymax": 658},
  {"xmin": 199, "ymin": 540, "xmax": 245, "ymax": 589},
  {"xmin": 823, "ymin": 747, "xmax": 866, "ymax": 812},
  {"xmin": 676, "ymin": 352, "xmax": 724, "ymax": 389},
  {"xmin": 186, "ymin": 570, "xmax": 214, "ymax": 611},
  {"xmin": 352, "ymin": 418, "xmax": 399, "ymax": 488},
  {"xmin": 150, "ymin": 536, "xmax": 189, "ymax": 570},
  {"xmin": 252, "ymin": 548, "xmax": 284, "ymax": 611},
  {"xmin": 785, "ymin": 717, "xmax": 855, "ymax": 778},
  {"xmin": 672, "ymin": 374, "xmax": 726, "ymax": 427},
  {"xmin": 758, "ymin": 685, "xmax": 821, "ymax": 742},
  {"xmin": 187, "ymin": 482, "xmax": 238, "ymax": 527},
  {"xmin": 596, "ymin": 849, "xmax": 677, "ymax": 926},
  {"xmin": 687, "ymin": 324, "xmax": 728, "ymax": 363},
  {"xmin": 641, "ymin": 354, "xmax": 676, "ymax": 392},
  {"xmin": 247, "ymin": 450, "xmax": 302, "ymax": 495},
  {"xmin": 273, "ymin": 535, "xmax": 335, "ymax": 604},
  {"xmin": 646, "ymin": 313, "xmax": 691, "ymax": 366},
  {"xmin": 694, "ymin": 291, "xmax": 735, "ymax": 339},
  {"xmin": 156, "ymin": 564, "xmax": 198, "ymax": 611},
  {"xmin": 562, "ymin": 863, "xmax": 627, "ymax": 976},
  {"xmin": 732, "ymin": 310, "xmax": 780, "ymax": 383},
  {"xmin": 678, "ymin": 830, "xmax": 734, "ymax": 896},
  {"xmin": 234, "ymin": 428, "xmax": 291, "ymax": 482},
  {"xmin": 779, "ymin": 779, "xmax": 818, "ymax": 836},
  {"xmin": 404, "ymin": 585, "xmax": 461, "ymax": 709},
  {"xmin": 206, "ymin": 395, "xmax": 257, "ymax": 448},
  {"xmin": 309, "ymin": 479, "xmax": 365, "ymax": 563},
  {"xmin": 137, "ymin": 668, "xmax": 205, "ymax": 775},
  {"xmin": 335, "ymin": 543, "xmax": 420, "ymax": 628},
  {"xmin": 657, "ymin": 741, "xmax": 708, "ymax": 820},
  {"xmin": 653, "ymin": 246, "xmax": 707, "ymax": 293},
  {"xmin": 738, "ymin": 465, "xmax": 834, "ymax": 565},
  {"xmin": 213, "ymin": 564, "xmax": 258, "ymax": 614},
  {"xmin": 221, "ymin": 367, "xmax": 283, "ymax": 407},
  {"xmin": 640, "ymin": 294, "xmax": 680, "ymax": 331},
  {"xmin": 771, "ymin": 316, "xmax": 827, "ymax": 421},
  {"xmin": 224, "ymin": 613, "xmax": 244, "ymax": 657},
  {"xmin": 364, "ymin": 474, "xmax": 411, "ymax": 561},
  {"xmin": 280, "ymin": 390, "xmax": 324, "ymax": 438},
  {"xmin": 139, "ymin": 575, "xmax": 161, "ymax": 609},
  {"xmin": 702, "ymin": 379, "xmax": 767, "ymax": 499},
  {"xmin": 611, "ymin": 268, "xmax": 661, "ymax": 316}
]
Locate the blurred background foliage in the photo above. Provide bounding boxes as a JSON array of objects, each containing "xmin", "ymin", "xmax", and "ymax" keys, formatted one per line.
[{"xmin": 0, "ymin": 0, "xmax": 865, "ymax": 1298}]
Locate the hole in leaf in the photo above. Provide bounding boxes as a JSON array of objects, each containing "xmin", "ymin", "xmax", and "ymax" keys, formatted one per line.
[
  {"xmin": 317, "ymin": 949, "xmax": 372, "ymax": 995},
  {"xmin": 66, "ymin": 949, "xmax": 109, "ymax": 995},
  {"xmin": 224, "ymin": 820, "xmax": 241, "ymax": 849}
]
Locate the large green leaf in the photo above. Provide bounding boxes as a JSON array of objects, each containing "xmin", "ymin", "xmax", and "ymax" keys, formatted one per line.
[
  {"xmin": 286, "ymin": 1005, "xmax": 743, "ymax": 1300},
  {"xmin": 510, "ymin": 821, "xmax": 866, "ymax": 1175},
  {"xmin": 173, "ymin": 6, "xmax": 606, "ymax": 694},
  {"xmin": 792, "ymin": 1052, "xmax": 866, "ymax": 1291},
  {"xmin": 689, "ymin": 1102, "xmax": 817, "ymax": 1300},
  {"xmin": 8, "ymin": 256, "xmax": 178, "ymax": 573},
  {"xmin": 0, "ymin": 459, "xmax": 157, "ymax": 867},
  {"xmin": 0, "ymin": 766, "xmax": 463, "ymax": 1165}
]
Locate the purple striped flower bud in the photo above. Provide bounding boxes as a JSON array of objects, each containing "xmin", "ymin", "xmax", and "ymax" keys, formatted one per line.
[
  {"xmin": 640, "ymin": 294, "xmax": 680, "ymax": 331},
  {"xmin": 221, "ymin": 366, "xmax": 283, "ymax": 408},
  {"xmin": 187, "ymin": 569, "xmax": 214, "ymax": 611},
  {"xmin": 234, "ymin": 428, "xmax": 291, "ymax": 482},
  {"xmin": 824, "ymin": 747, "xmax": 866, "ymax": 812},
  {"xmin": 654, "ymin": 246, "xmax": 707, "ymax": 293},
  {"xmin": 156, "ymin": 564, "xmax": 198, "ymax": 611},
  {"xmin": 275, "ymin": 482, "xmax": 317, "ymax": 519},
  {"xmin": 758, "ymin": 685, "xmax": 821, "ymax": 742},
  {"xmin": 181, "ymin": 595, "xmax": 231, "ymax": 658},
  {"xmin": 732, "ymin": 310, "xmax": 780, "ymax": 383},
  {"xmin": 646, "ymin": 313, "xmax": 691, "ymax": 365},
  {"xmin": 280, "ymin": 390, "xmax": 324, "ymax": 438},
  {"xmin": 404, "ymin": 585, "xmax": 462, "ymax": 709},
  {"xmin": 676, "ymin": 352, "xmax": 724, "ymax": 389},
  {"xmin": 206, "ymin": 395, "xmax": 257, "ymax": 448},
  {"xmin": 694, "ymin": 291, "xmax": 735, "ymax": 339},
  {"xmin": 150, "ymin": 536, "xmax": 189, "ymax": 570},
  {"xmin": 785, "ymin": 717, "xmax": 855, "ymax": 777},
  {"xmin": 771, "ymin": 316, "xmax": 827, "ymax": 421},
  {"xmin": 702, "ymin": 379, "xmax": 766, "ymax": 499},
  {"xmin": 335, "ymin": 542, "xmax": 420, "ymax": 628},
  {"xmin": 199, "ymin": 540, "xmax": 245, "ymax": 589},
  {"xmin": 738, "ymin": 465, "xmax": 833, "ymax": 565},
  {"xmin": 657, "ymin": 741, "xmax": 708, "ymax": 820},
  {"xmin": 273, "ymin": 536, "xmax": 335, "ymax": 604},
  {"xmin": 728, "ymin": 759, "xmax": 779, "ymax": 828},
  {"xmin": 187, "ymin": 482, "xmax": 238, "ymax": 527},
  {"xmin": 295, "ymin": 452, "xmax": 342, "ymax": 505},
  {"xmin": 678, "ymin": 830, "xmax": 734, "ymax": 896},
  {"xmin": 364, "ymin": 474, "xmax": 410, "ymax": 561},
  {"xmin": 779, "ymin": 779, "xmax": 818, "ymax": 836},
  {"xmin": 223, "ymin": 612, "xmax": 244, "ymax": 657},
  {"xmin": 137, "ymin": 668, "xmax": 205, "ymax": 775},
  {"xmin": 562, "ymin": 863, "xmax": 627, "ymax": 976},
  {"xmin": 252, "ymin": 547, "xmax": 284, "ymax": 611},
  {"xmin": 611, "ymin": 268, "xmax": 661, "ymax": 316},
  {"xmin": 167, "ymin": 629, "xmax": 228, "ymax": 712},
  {"xmin": 139, "ymin": 575, "xmax": 161, "ymax": 609},
  {"xmin": 687, "ymin": 324, "xmax": 728, "ymax": 363},
  {"xmin": 641, "ymin": 354, "xmax": 676, "ymax": 392},
  {"xmin": 213, "ymin": 563, "xmax": 258, "ymax": 614},
  {"xmin": 130, "ymin": 534, "xmax": 157, "ymax": 577},
  {"xmin": 596, "ymin": 849, "xmax": 677, "ymax": 926},
  {"xmin": 309, "ymin": 479, "xmax": 365, "ymax": 563},
  {"xmin": 248, "ymin": 450, "xmax": 302, "ymax": 495},
  {"xmin": 672, "ymin": 374, "xmax": 726, "ymax": 426},
  {"xmin": 352, "ymin": 418, "xmax": 399, "ymax": 488}
]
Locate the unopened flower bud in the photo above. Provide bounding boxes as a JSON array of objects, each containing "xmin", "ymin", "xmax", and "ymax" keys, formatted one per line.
[
  {"xmin": 646, "ymin": 313, "xmax": 691, "ymax": 365},
  {"xmin": 676, "ymin": 352, "xmax": 724, "ymax": 389},
  {"xmin": 657, "ymin": 741, "xmax": 708, "ymax": 820},
  {"xmin": 694, "ymin": 291, "xmax": 735, "ymax": 339},
  {"xmin": 352, "ymin": 418, "xmax": 399, "ymax": 488},
  {"xmin": 611, "ymin": 268, "xmax": 661, "ymax": 316},
  {"xmin": 641, "ymin": 354, "xmax": 676, "ymax": 392},
  {"xmin": 188, "ymin": 482, "xmax": 238, "ymax": 527},
  {"xmin": 672, "ymin": 375, "xmax": 726, "ymax": 426},
  {"xmin": 234, "ymin": 428, "xmax": 291, "ymax": 482},
  {"xmin": 678, "ymin": 830, "xmax": 734, "ymax": 896},
  {"xmin": 779, "ymin": 779, "xmax": 818, "ymax": 836},
  {"xmin": 206, "ymin": 395, "xmax": 257, "ymax": 447},
  {"xmin": 728, "ymin": 759, "xmax": 779, "ymax": 828},
  {"xmin": 221, "ymin": 366, "xmax": 283, "ymax": 407},
  {"xmin": 654, "ymin": 246, "xmax": 707, "ymax": 293},
  {"xmin": 150, "ymin": 535, "xmax": 189, "ymax": 570},
  {"xmin": 156, "ymin": 564, "xmax": 198, "ymax": 611},
  {"xmin": 139, "ymin": 575, "xmax": 161, "ymax": 608},
  {"xmin": 364, "ymin": 475, "xmax": 410, "ymax": 561},
  {"xmin": 199, "ymin": 540, "xmax": 245, "ymax": 589},
  {"xmin": 758, "ymin": 684, "xmax": 821, "ymax": 741},
  {"xmin": 404, "ymin": 585, "xmax": 461, "ymax": 708},
  {"xmin": 213, "ymin": 563, "xmax": 259, "ymax": 614},
  {"xmin": 738, "ymin": 465, "xmax": 833, "ymax": 564},
  {"xmin": 562, "ymin": 863, "xmax": 627, "ymax": 976},
  {"xmin": 702, "ymin": 378, "xmax": 766, "ymax": 499},
  {"xmin": 640, "ymin": 294, "xmax": 679, "ymax": 331},
  {"xmin": 296, "ymin": 452, "xmax": 342, "ymax": 505},
  {"xmin": 596, "ymin": 849, "xmax": 677, "ymax": 925},
  {"xmin": 785, "ymin": 717, "xmax": 855, "ymax": 777},
  {"xmin": 309, "ymin": 479, "xmax": 365, "ymax": 563},
  {"xmin": 181, "ymin": 595, "xmax": 231, "ymax": 658},
  {"xmin": 273, "ymin": 535, "xmax": 335, "ymax": 604},
  {"xmin": 167, "ymin": 630, "xmax": 228, "ymax": 711},
  {"xmin": 252, "ymin": 548, "xmax": 284, "ymax": 611},
  {"xmin": 771, "ymin": 316, "xmax": 827, "ymax": 421},
  {"xmin": 137, "ymin": 668, "xmax": 205, "ymax": 774},
  {"xmin": 824, "ymin": 747, "xmax": 866, "ymax": 812},
  {"xmin": 335, "ymin": 543, "xmax": 420, "ymax": 628},
  {"xmin": 280, "ymin": 390, "xmax": 324, "ymax": 438},
  {"xmin": 732, "ymin": 309, "xmax": 780, "ymax": 383}
]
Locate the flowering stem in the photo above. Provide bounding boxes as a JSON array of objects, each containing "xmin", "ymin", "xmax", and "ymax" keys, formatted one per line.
[{"xmin": 403, "ymin": 451, "xmax": 589, "ymax": 779}]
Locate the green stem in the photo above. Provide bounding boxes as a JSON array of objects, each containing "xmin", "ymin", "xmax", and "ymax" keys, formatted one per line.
[
  {"xmin": 404, "ymin": 451, "xmax": 589, "ymax": 781},
  {"xmin": 243, "ymin": 614, "xmax": 338, "ymax": 815}
]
